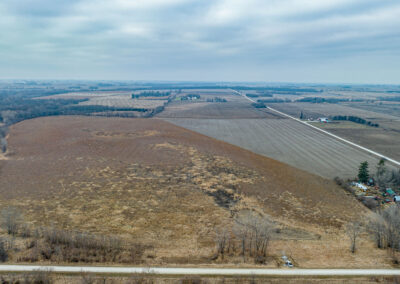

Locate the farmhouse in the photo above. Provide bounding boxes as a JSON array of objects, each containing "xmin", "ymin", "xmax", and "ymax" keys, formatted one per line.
[
  {"xmin": 318, "ymin": 117, "xmax": 330, "ymax": 123},
  {"xmin": 355, "ymin": 182, "xmax": 367, "ymax": 191}
]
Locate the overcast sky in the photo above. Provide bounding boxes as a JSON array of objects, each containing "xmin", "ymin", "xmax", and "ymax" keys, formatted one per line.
[{"xmin": 0, "ymin": 0, "xmax": 399, "ymax": 83}]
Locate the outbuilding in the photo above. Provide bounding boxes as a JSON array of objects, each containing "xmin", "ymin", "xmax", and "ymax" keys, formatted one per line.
[
  {"xmin": 318, "ymin": 117, "xmax": 330, "ymax": 123},
  {"xmin": 386, "ymin": 188, "xmax": 395, "ymax": 196},
  {"xmin": 355, "ymin": 183, "xmax": 368, "ymax": 191}
]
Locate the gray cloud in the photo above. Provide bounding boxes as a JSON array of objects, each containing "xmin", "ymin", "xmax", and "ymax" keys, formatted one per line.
[{"xmin": 0, "ymin": 0, "xmax": 399, "ymax": 83}]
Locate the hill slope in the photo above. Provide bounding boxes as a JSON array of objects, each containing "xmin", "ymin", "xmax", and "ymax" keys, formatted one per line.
[{"xmin": 0, "ymin": 116, "xmax": 367, "ymax": 264}]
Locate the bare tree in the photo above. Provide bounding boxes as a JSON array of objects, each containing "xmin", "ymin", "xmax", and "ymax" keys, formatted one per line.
[
  {"xmin": 233, "ymin": 212, "xmax": 273, "ymax": 263},
  {"xmin": 215, "ymin": 228, "xmax": 229, "ymax": 260},
  {"xmin": 376, "ymin": 158, "xmax": 388, "ymax": 188},
  {"xmin": 382, "ymin": 205, "xmax": 400, "ymax": 251},
  {"xmin": 0, "ymin": 238, "xmax": 8, "ymax": 262},
  {"xmin": 233, "ymin": 214, "xmax": 251, "ymax": 262},
  {"xmin": 346, "ymin": 221, "xmax": 362, "ymax": 253},
  {"xmin": 0, "ymin": 138, "xmax": 6, "ymax": 153},
  {"xmin": 1, "ymin": 207, "xmax": 22, "ymax": 236},
  {"xmin": 249, "ymin": 215, "xmax": 273, "ymax": 261},
  {"xmin": 369, "ymin": 213, "xmax": 387, "ymax": 249}
]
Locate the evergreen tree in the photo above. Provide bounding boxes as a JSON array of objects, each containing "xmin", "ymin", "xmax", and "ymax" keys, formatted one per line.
[{"xmin": 358, "ymin": 161, "xmax": 369, "ymax": 183}]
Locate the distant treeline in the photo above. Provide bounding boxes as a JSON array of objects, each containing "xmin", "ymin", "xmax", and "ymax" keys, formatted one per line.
[
  {"xmin": 332, "ymin": 115, "xmax": 379, "ymax": 127},
  {"xmin": 127, "ymin": 85, "xmax": 322, "ymax": 93},
  {"xmin": 206, "ymin": 97, "xmax": 227, "ymax": 102},
  {"xmin": 251, "ymin": 102, "xmax": 267, "ymax": 108},
  {"xmin": 296, "ymin": 97, "xmax": 356, "ymax": 103},
  {"xmin": 235, "ymin": 87, "xmax": 321, "ymax": 93},
  {"xmin": 257, "ymin": 98, "xmax": 290, "ymax": 103},
  {"xmin": 378, "ymin": 96, "xmax": 400, "ymax": 101},
  {"xmin": 246, "ymin": 93, "xmax": 273, "ymax": 98},
  {"xmin": 132, "ymin": 91, "xmax": 171, "ymax": 99}
]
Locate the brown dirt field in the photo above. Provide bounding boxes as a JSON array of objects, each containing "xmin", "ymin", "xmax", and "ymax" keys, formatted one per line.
[
  {"xmin": 269, "ymin": 102, "xmax": 400, "ymax": 131},
  {"xmin": 157, "ymin": 101, "xmax": 281, "ymax": 119},
  {"xmin": 164, "ymin": 118, "xmax": 387, "ymax": 179},
  {"xmin": 268, "ymin": 102, "xmax": 400, "ymax": 162},
  {"xmin": 312, "ymin": 121, "xmax": 400, "ymax": 161},
  {"xmin": 0, "ymin": 116, "xmax": 388, "ymax": 267}
]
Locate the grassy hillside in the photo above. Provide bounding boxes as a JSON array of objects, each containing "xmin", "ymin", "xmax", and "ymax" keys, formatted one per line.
[{"xmin": 0, "ymin": 116, "xmax": 388, "ymax": 267}]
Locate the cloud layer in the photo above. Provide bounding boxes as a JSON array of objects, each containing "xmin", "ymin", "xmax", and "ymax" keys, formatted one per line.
[{"xmin": 0, "ymin": 0, "xmax": 399, "ymax": 83}]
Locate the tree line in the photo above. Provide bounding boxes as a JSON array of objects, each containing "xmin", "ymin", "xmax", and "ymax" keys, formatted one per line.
[
  {"xmin": 332, "ymin": 115, "xmax": 379, "ymax": 127},
  {"xmin": 131, "ymin": 91, "xmax": 171, "ymax": 99}
]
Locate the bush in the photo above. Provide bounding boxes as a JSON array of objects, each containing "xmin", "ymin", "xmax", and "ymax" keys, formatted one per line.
[
  {"xmin": 20, "ymin": 270, "xmax": 52, "ymax": 284},
  {"xmin": 19, "ymin": 226, "xmax": 148, "ymax": 264},
  {"xmin": 0, "ymin": 239, "xmax": 8, "ymax": 262},
  {"xmin": 1, "ymin": 206, "xmax": 22, "ymax": 236}
]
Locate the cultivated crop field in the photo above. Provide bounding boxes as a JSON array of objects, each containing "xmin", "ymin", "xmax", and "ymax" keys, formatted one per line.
[
  {"xmin": 164, "ymin": 117, "xmax": 390, "ymax": 179},
  {"xmin": 267, "ymin": 102, "xmax": 400, "ymax": 160},
  {"xmin": 37, "ymin": 91, "xmax": 170, "ymax": 110},
  {"xmin": 311, "ymin": 121, "xmax": 400, "ymax": 161},
  {"xmin": 158, "ymin": 101, "xmax": 280, "ymax": 119},
  {"xmin": 268, "ymin": 102, "xmax": 400, "ymax": 130},
  {"xmin": 78, "ymin": 96, "xmax": 166, "ymax": 109}
]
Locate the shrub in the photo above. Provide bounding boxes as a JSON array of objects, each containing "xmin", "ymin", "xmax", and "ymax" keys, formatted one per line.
[{"xmin": 0, "ymin": 239, "xmax": 8, "ymax": 262}]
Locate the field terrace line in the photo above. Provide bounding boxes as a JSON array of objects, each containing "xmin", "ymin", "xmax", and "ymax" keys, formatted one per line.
[{"xmin": 231, "ymin": 89, "xmax": 400, "ymax": 167}]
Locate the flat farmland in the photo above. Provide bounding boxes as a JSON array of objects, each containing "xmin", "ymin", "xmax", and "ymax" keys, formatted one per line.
[
  {"xmin": 341, "ymin": 101, "xmax": 400, "ymax": 118},
  {"xmin": 269, "ymin": 102, "xmax": 400, "ymax": 130},
  {"xmin": 36, "ymin": 91, "xmax": 169, "ymax": 110},
  {"xmin": 78, "ymin": 96, "xmax": 166, "ymax": 108},
  {"xmin": 163, "ymin": 118, "xmax": 390, "ymax": 179},
  {"xmin": 158, "ymin": 101, "xmax": 282, "ymax": 119},
  {"xmin": 311, "ymin": 121, "xmax": 400, "ymax": 161}
]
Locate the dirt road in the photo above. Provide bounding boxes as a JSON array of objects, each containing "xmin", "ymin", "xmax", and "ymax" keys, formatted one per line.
[{"xmin": 1, "ymin": 265, "xmax": 400, "ymax": 276}]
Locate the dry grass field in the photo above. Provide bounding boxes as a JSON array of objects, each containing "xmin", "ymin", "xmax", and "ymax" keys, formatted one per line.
[{"xmin": 1, "ymin": 116, "xmax": 392, "ymax": 267}]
